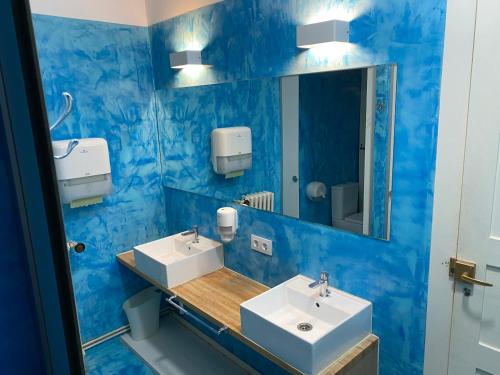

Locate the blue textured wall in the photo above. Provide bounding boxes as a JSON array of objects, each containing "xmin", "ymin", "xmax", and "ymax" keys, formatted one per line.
[
  {"xmin": 150, "ymin": 0, "xmax": 444, "ymax": 90},
  {"xmin": 298, "ymin": 69, "xmax": 361, "ymax": 226},
  {"xmin": 31, "ymin": 0, "xmax": 446, "ymax": 372},
  {"xmin": 156, "ymin": 78, "xmax": 282, "ymax": 209},
  {"xmin": 166, "ymin": 187, "xmax": 423, "ymax": 375},
  {"xmin": 154, "ymin": 0, "xmax": 447, "ymax": 374},
  {"xmin": 0, "ymin": 116, "xmax": 46, "ymax": 373},
  {"xmin": 32, "ymin": 15, "xmax": 168, "ymax": 343}
]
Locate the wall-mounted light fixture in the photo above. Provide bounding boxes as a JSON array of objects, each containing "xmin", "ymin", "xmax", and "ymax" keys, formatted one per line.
[
  {"xmin": 169, "ymin": 50, "xmax": 203, "ymax": 69},
  {"xmin": 296, "ymin": 20, "xmax": 350, "ymax": 49}
]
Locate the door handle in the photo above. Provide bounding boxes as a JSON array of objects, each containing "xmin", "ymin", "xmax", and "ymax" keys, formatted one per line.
[
  {"xmin": 460, "ymin": 272, "xmax": 493, "ymax": 287},
  {"xmin": 449, "ymin": 257, "xmax": 493, "ymax": 287}
]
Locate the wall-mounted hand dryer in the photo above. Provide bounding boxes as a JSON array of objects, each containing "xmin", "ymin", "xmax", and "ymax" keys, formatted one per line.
[
  {"xmin": 52, "ymin": 138, "xmax": 112, "ymax": 208},
  {"xmin": 211, "ymin": 126, "xmax": 252, "ymax": 178}
]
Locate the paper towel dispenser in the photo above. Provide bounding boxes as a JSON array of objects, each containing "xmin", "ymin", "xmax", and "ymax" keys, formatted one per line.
[
  {"xmin": 211, "ymin": 126, "xmax": 252, "ymax": 178},
  {"xmin": 52, "ymin": 138, "xmax": 112, "ymax": 208}
]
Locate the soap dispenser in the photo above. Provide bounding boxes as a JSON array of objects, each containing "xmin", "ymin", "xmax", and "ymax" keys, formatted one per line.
[{"xmin": 217, "ymin": 207, "xmax": 238, "ymax": 243}]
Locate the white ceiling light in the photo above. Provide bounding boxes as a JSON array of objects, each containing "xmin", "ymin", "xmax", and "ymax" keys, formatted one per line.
[
  {"xmin": 296, "ymin": 20, "xmax": 350, "ymax": 49},
  {"xmin": 169, "ymin": 50, "xmax": 203, "ymax": 69}
]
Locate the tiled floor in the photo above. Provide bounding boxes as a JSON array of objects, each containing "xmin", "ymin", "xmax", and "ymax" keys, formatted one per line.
[{"xmin": 84, "ymin": 336, "xmax": 153, "ymax": 375}]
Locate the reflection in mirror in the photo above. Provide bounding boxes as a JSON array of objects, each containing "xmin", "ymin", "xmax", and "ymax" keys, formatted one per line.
[
  {"xmin": 158, "ymin": 65, "xmax": 396, "ymax": 241},
  {"xmin": 281, "ymin": 66, "xmax": 396, "ymax": 240}
]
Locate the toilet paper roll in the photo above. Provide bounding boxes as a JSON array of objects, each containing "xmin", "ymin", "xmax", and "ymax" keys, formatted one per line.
[{"xmin": 306, "ymin": 181, "xmax": 327, "ymax": 201}]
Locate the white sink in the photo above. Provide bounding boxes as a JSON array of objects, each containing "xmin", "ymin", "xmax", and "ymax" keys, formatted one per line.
[
  {"xmin": 240, "ymin": 275, "xmax": 372, "ymax": 375},
  {"xmin": 133, "ymin": 232, "xmax": 223, "ymax": 288}
]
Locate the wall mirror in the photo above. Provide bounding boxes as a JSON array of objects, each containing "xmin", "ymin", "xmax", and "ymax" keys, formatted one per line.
[{"xmin": 158, "ymin": 64, "xmax": 396, "ymax": 240}]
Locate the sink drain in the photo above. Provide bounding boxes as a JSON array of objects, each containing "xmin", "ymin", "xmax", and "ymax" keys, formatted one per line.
[{"xmin": 297, "ymin": 322, "xmax": 313, "ymax": 332}]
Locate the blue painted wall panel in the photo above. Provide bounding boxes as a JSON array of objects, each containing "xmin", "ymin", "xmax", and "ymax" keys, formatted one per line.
[
  {"xmin": 31, "ymin": 15, "xmax": 168, "ymax": 343},
  {"xmin": 165, "ymin": 187, "xmax": 425, "ymax": 374},
  {"xmin": 31, "ymin": 0, "xmax": 446, "ymax": 373},
  {"xmin": 150, "ymin": 0, "xmax": 445, "ymax": 90},
  {"xmin": 156, "ymin": 1, "xmax": 446, "ymax": 374}
]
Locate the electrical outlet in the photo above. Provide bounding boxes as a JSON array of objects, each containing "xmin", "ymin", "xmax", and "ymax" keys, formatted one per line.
[{"xmin": 250, "ymin": 234, "xmax": 272, "ymax": 256}]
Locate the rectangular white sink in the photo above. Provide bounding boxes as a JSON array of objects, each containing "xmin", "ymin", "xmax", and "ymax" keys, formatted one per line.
[
  {"xmin": 133, "ymin": 232, "xmax": 223, "ymax": 288},
  {"xmin": 240, "ymin": 275, "xmax": 372, "ymax": 374}
]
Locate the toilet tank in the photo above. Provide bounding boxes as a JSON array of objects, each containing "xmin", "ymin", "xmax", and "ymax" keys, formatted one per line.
[{"xmin": 331, "ymin": 183, "xmax": 359, "ymax": 219}]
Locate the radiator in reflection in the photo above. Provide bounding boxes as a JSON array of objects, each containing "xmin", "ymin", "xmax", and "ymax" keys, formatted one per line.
[{"xmin": 242, "ymin": 191, "xmax": 274, "ymax": 212}]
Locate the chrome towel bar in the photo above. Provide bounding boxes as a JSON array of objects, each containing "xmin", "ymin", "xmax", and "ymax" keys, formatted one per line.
[{"xmin": 165, "ymin": 295, "xmax": 228, "ymax": 336}]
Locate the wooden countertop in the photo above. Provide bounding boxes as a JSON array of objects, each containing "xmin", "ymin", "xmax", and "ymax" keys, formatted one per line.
[
  {"xmin": 117, "ymin": 251, "xmax": 268, "ymax": 334},
  {"xmin": 117, "ymin": 251, "xmax": 378, "ymax": 374},
  {"xmin": 172, "ymin": 266, "xmax": 268, "ymax": 333}
]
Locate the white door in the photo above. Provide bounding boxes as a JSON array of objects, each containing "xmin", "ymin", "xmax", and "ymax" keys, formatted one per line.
[
  {"xmin": 281, "ymin": 76, "xmax": 300, "ymax": 218},
  {"xmin": 361, "ymin": 67, "xmax": 375, "ymax": 236},
  {"xmin": 448, "ymin": 0, "xmax": 500, "ymax": 374}
]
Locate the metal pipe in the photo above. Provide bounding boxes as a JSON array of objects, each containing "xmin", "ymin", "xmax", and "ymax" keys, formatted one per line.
[
  {"xmin": 53, "ymin": 139, "xmax": 79, "ymax": 159},
  {"xmin": 50, "ymin": 92, "xmax": 73, "ymax": 132}
]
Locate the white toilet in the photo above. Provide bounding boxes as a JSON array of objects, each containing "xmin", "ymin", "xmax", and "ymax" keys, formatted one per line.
[{"xmin": 331, "ymin": 183, "xmax": 363, "ymax": 234}]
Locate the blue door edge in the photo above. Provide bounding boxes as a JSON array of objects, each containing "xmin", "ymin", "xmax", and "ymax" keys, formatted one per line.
[{"xmin": 0, "ymin": 1, "xmax": 84, "ymax": 374}]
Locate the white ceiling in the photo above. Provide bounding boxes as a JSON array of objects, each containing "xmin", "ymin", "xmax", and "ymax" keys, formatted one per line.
[
  {"xmin": 146, "ymin": 0, "xmax": 222, "ymax": 26},
  {"xmin": 29, "ymin": 0, "xmax": 223, "ymax": 26}
]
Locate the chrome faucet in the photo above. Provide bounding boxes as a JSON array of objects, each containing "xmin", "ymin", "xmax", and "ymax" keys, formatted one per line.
[
  {"xmin": 308, "ymin": 271, "xmax": 331, "ymax": 297},
  {"xmin": 181, "ymin": 225, "xmax": 199, "ymax": 243}
]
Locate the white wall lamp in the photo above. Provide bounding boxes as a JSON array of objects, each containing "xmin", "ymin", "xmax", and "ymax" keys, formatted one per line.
[
  {"xmin": 169, "ymin": 50, "xmax": 203, "ymax": 69},
  {"xmin": 296, "ymin": 20, "xmax": 350, "ymax": 49}
]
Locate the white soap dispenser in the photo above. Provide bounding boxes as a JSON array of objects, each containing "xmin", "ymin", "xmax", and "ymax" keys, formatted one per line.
[{"xmin": 217, "ymin": 207, "xmax": 238, "ymax": 243}]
